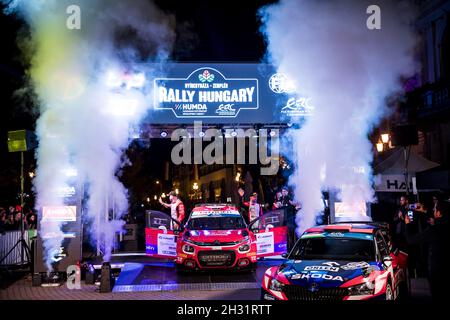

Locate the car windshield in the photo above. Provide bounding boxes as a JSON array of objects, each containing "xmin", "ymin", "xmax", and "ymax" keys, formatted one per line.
[
  {"xmin": 187, "ymin": 216, "xmax": 246, "ymax": 230},
  {"xmin": 289, "ymin": 237, "xmax": 375, "ymax": 261}
]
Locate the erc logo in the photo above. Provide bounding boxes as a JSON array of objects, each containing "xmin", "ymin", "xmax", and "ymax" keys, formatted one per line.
[{"xmin": 198, "ymin": 70, "xmax": 215, "ymax": 83}]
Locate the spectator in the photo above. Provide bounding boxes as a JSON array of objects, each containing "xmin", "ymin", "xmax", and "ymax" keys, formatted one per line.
[
  {"xmin": 4, "ymin": 214, "xmax": 16, "ymax": 231},
  {"xmin": 405, "ymin": 204, "xmax": 449, "ymax": 301},
  {"xmin": 272, "ymin": 191, "xmax": 283, "ymax": 209},
  {"xmin": 392, "ymin": 195, "xmax": 409, "ymax": 251},
  {"xmin": 278, "ymin": 187, "xmax": 300, "ymax": 250},
  {"xmin": 27, "ymin": 212, "xmax": 37, "ymax": 230},
  {"xmin": 411, "ymin": 202, "xmax": 430, "ymax": 277},
  {"xmin": 8, "ymin": 205, "xmax": 16, "ymax": 217},
  {"xmin": 432, "ymin": 195, "xmax": 439, "ymax": 211},
  {"xmin": 264, "ymin": 181, "xmax": 278, "ymax": 210},
  {"xmin": 15, "ymin": 210, "xmax": 27, "ymax": 230},
  {"xmin": 0, "ymin": 208, "xmax": 6, "ymax": 233}
]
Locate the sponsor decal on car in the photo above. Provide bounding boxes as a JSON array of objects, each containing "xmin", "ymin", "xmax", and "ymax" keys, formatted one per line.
[
  {"xmin": 291, "ymin": 273, "xmax": 344, "ymax": 282},
  {"xmin": 304, "ymin": 265, "xmax": 339, "ymax": 272},
  {"xmin": 341, "ymin": 261, "xmax": 371, "ymax": 270}
]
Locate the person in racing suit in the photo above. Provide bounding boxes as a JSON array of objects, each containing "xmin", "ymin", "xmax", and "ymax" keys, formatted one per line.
[
  {"xmin": 159, "ymin": 191, "xmax": 185, "ymax": 230},
  {"xmin": 245, "ymin": 192, "xmax": 264, "ymax": 224}
]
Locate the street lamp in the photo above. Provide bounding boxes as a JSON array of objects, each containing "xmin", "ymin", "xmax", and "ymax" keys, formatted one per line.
[
  {"xmin": 381, "ymin": 133, "xmax": 390, "ymax": 144},
  {"xmin": 376, "ymin": 132, "xmax": 393, "ymax": 153},
  {"xmin": 376, "ymin": 141, "xmax": 384, "ymax": 153}
]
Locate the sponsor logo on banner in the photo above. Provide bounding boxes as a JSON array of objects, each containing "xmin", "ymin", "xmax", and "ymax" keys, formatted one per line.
[
  {"xmin": 215, "ymin": 103, "xmax": 236, "ymax": 116},
  {"xmin": 268, "ymin": 73, "xmax": 295, "ymax": 94},
  {"xmin": 154, "ymin": 67, "xmax": 258, "ymax": 118},
  {"xmin": 157, "ymin": 233, "xmax": 177, "ymax": 257},
  {"xmin": 256, "ymin": 232, "xmax": 274, "ymax": 255},
  {"xmin": 281, "ymin": 97, "xmax": 314, "ymax": 117},
  {"xmin": 374, "ymin": 174, "xmax": 414, "ymax": 192},
  {"xmin": 42, "ymin": 206, "xmax": 77, "ymax": 222}
]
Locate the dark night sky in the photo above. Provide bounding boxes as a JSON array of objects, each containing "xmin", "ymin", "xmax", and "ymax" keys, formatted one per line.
[{"xmin": 0, "ymin": 0, "xmax": 277, "ymax": 205}]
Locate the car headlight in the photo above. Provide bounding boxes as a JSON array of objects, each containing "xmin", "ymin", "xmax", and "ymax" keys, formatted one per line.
[
  {"xmin": 348, "ymin": 281, "xmax": 375, "ymax": 296},
  {"xmin": 269, "ymin": 278, "xmax": 285, "ymax": 292},
  {"xmin": 182, "ymin": 244, "xmax": 195, "ymax": 254},
  {"xmin": 238, "ymin": 244, "xmax": 250, "ymax": 253}
]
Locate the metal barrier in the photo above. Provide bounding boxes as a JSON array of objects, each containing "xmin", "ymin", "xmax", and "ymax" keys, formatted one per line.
[{"xmin": 0, "ymin": 230, "xmax": 31, "ymax": 265}]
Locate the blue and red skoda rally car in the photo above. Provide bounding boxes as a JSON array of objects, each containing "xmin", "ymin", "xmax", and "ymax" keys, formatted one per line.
[{"xmin": 261, "ymin": 223, "xmax": 409, "ymax": 300}]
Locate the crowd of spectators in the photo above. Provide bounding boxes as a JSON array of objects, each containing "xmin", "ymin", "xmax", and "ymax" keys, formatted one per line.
[
  {"xmin": 0, "ymin": 205, "xmax": 37, "ymax": 233},
  {"xmin": 392, "ymin": 193, "xmax": 450, "ymax": 301}
]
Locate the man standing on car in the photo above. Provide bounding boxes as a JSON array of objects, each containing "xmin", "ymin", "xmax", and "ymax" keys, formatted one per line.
[
  {"xmin": 237, "ymin": 187, "xmax": 248, "ymax": 222},
  {"xmin": 159, "ymin": 191, "xmax": 185, "ymax": 230}
]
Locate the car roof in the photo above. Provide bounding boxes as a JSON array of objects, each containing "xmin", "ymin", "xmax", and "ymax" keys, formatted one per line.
[
  {"xmin": 304, "ymin": 223, "xmax": 379, "ymax": 235},
  {"xmin": 190, "ymin": 204, "xmax": 241, "ymax": 218}
]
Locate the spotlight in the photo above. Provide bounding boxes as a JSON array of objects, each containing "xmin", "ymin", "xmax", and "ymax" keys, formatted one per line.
[
  {"xmin": 199, "ymin": 131, "xmax": 205, "ymax": 137},
  {"xmin": 269, "ymin": 130, "xmax": 277, "ymax": 137},
  {"xmin": 160, "ymin": 131, "xmax": 168, "ymax": 138},
  {"xmin": 231, "ymin": 131, "xmax": 238, "ymax": 137}
]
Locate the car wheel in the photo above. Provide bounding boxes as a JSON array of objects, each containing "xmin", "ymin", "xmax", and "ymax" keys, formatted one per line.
[
  {"xmin": 385, "ymin": 283, "xmax": 394, "ymax": 300},
  {"xmin": 175, "ymin": 264, "xmax": 186, "ymax": 274}
]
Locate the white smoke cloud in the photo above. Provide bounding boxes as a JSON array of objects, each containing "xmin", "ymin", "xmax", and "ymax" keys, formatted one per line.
[
  {"xmin": 3, "ymin": 0, "xmax": 175, "ymax": 269},
  {"xmin": 260, "ymin": 0, "xmax": 419, "ymax": 234}
]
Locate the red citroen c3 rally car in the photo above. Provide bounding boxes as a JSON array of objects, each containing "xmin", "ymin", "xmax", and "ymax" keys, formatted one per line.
[{"xmin": 145, "ymin": 204, "xmax": 288, "ymax": 271}]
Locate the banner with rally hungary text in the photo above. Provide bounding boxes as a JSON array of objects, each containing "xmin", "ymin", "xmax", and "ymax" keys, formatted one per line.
[{"xmin": 146, "ymin": 63, "xmax": 314, "ymax": 124}]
